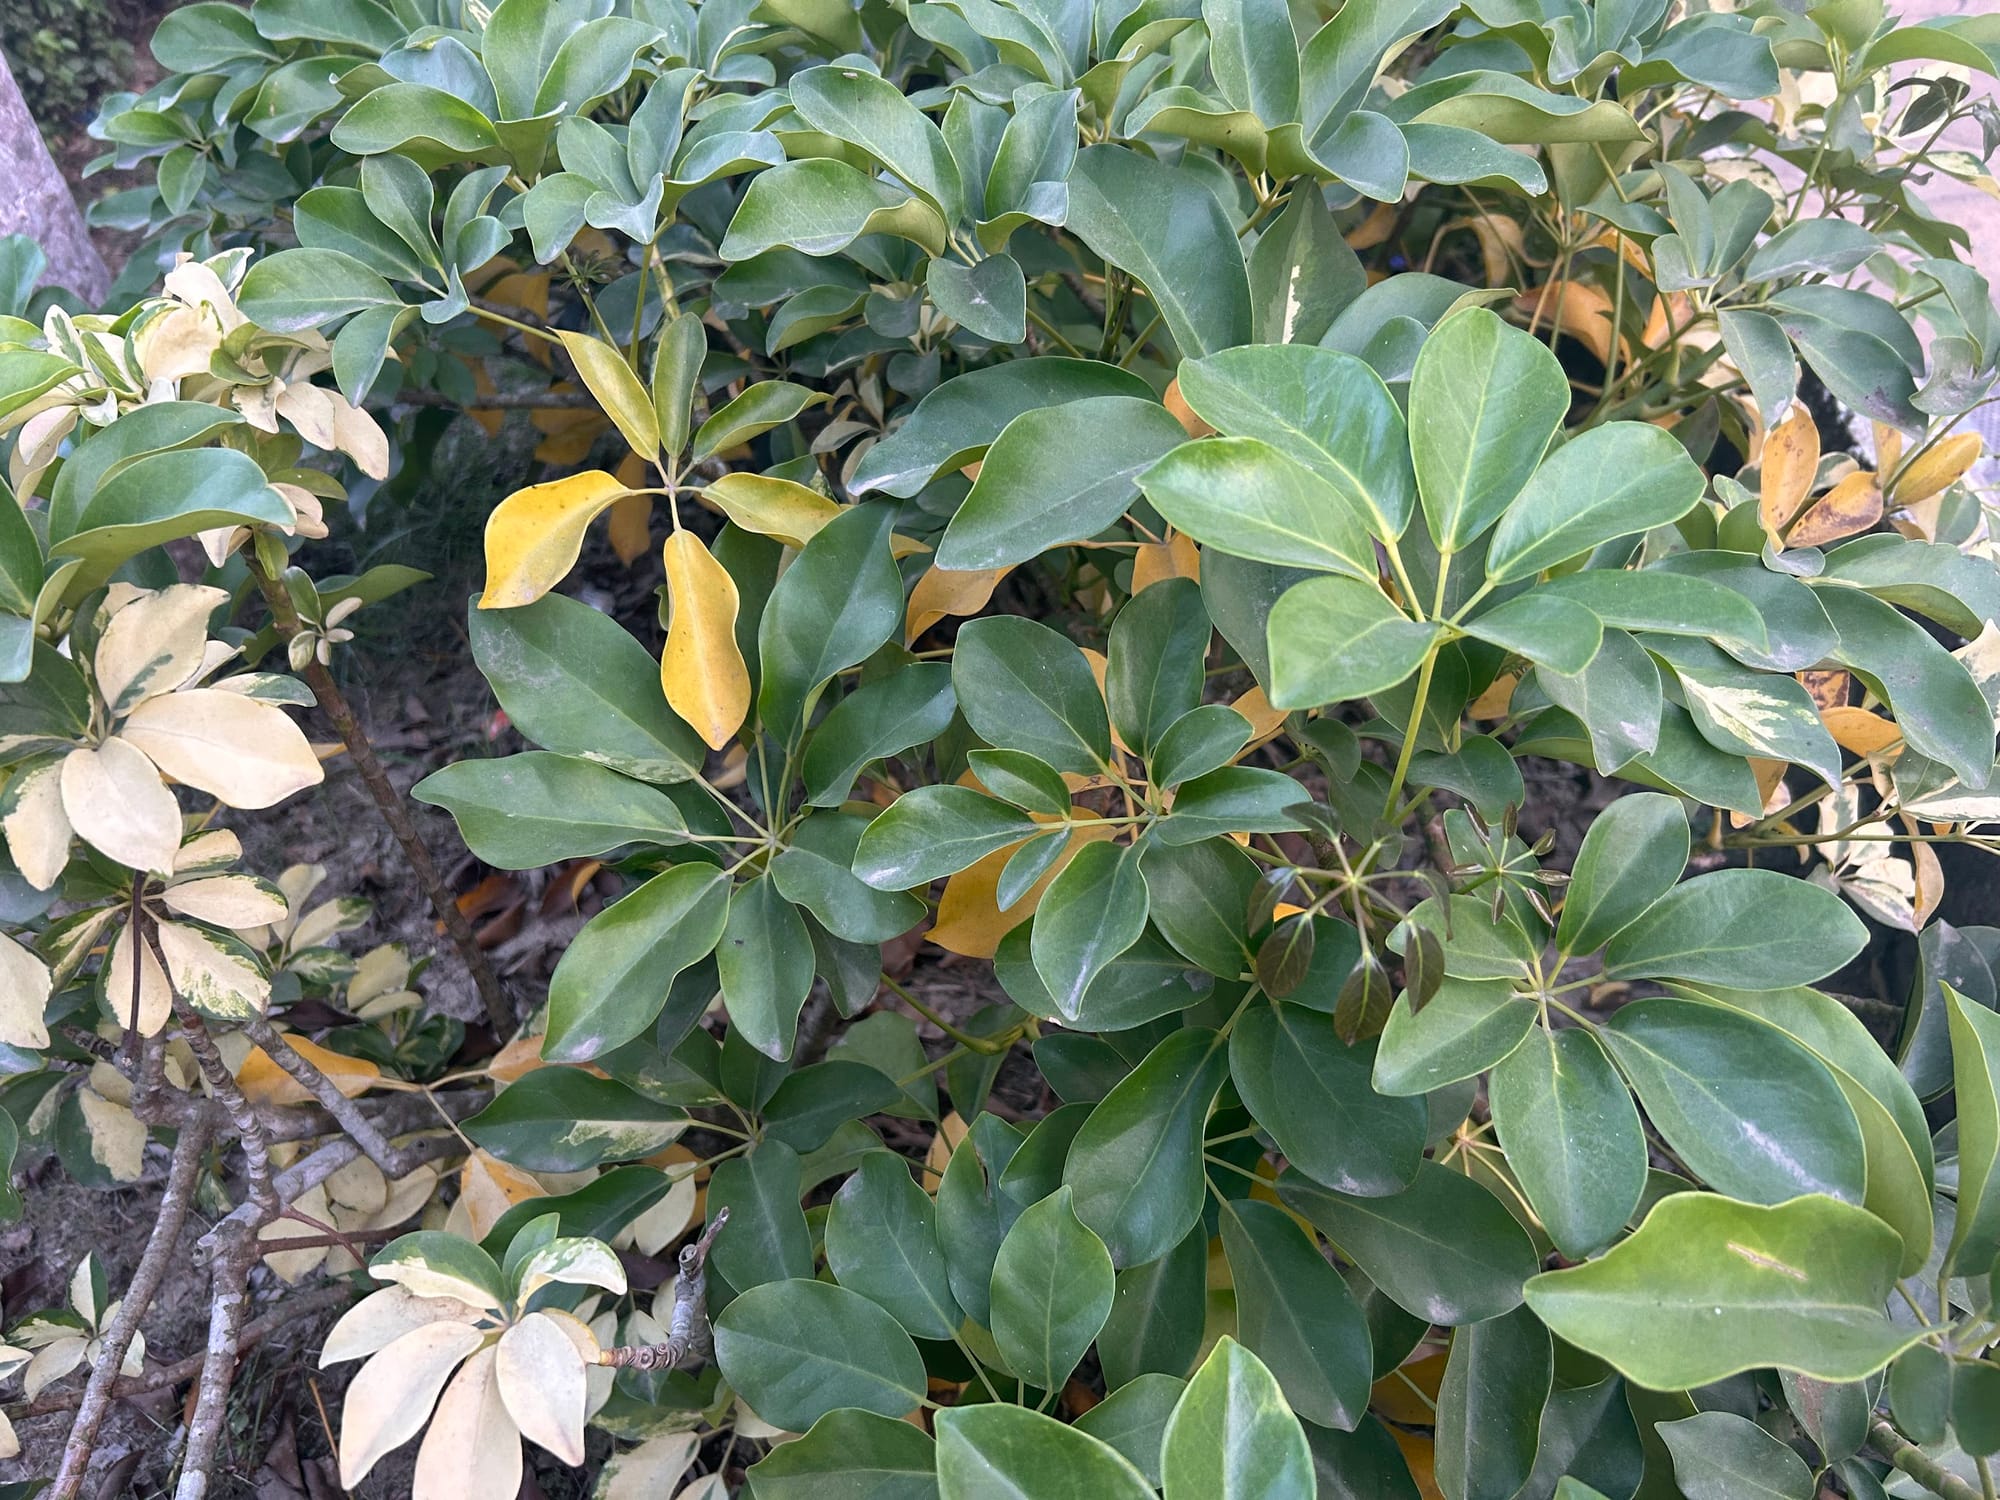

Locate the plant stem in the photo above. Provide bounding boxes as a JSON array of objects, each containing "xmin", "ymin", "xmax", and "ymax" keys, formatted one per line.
[
  {"xmin": 1869, "ymin": 1418, "xmax": 1985, "ymax": 1500},
  {"xmin": 247, "ymin": 558, "xmax": 513, "ymax": 1039}
]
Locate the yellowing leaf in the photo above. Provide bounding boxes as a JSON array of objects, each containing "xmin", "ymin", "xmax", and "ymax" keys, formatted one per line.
[
  {"xmin": 700, "ymin": 473, "xmax": 842, "ymax": 548},
  {"xmin": 928, "ymin": 823, "xmax": 1114, "ymax": 958},
  {"xmin": 237, "ymin": 1034, "xmax": 383, "ymax": 1107},
  {"xmin": 1870, "ymin": 421, "xmax": 1904, "ymax": 479},
  {"xmin": 1231, "ymin": 685, "xmax": 1288, "ymax": 744},
  {"xmin": 1822, "ymin": 705, "xmax": 1904, "ymax": 756},
  {"xmin": 1786, "ymin": 470, "xmax": 1882, "ymax": 548},
  {"xmin": 557, "ymin": 330, "xmax": 659, "ymax": 458},
  {"xmin": 479, "ymin": 470, "xmax": 632, "ymax": 608},
  {"xmin": 1163, "ymin": 377, "xmax": 1214, "ymax": 438},
  {"xmin": 530, "ymin": 401, "xmax": 606, "ymax": 464},
  {"xmin": 1131, "ymin": 530, "xmax": 1200, "ymax": 593},
  {"xmin": 906, "ymin": 564, "xmax": 1007, "ymax": 644},
  {"xmin": 1469, "ymin": 672, "xmax": 1520, "ymax": 720},
  {"xmin": 661, "ymin": 531, "xmax": 750, "ymax": 751},
  {"xmin": 925, "ymin": 1111, "xmax": 970, "ymax": 1183},
  {"xmin": 607, "ymin": 495, "xmax": 653, "ymax": 566},
  {"xmin": 1760, "ymin": 406, "xmax": 1819, "ymax": 543},
  {"xmin": 1519, "ymin": 280, "xmax": 1617, "ymax": 365},
  {"xmin": 1891, "ymin": 432, "xmax": 1982, "ymax": 505}
]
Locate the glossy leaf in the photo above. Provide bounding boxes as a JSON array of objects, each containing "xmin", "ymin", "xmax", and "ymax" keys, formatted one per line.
[
  {"xmin": 713, "ymin": 1278, "xmax": 925, "ymax": 1432},
  {"xmin": 990, "ymin": 1185, "xmax": 1115, "ymax": 1391}
]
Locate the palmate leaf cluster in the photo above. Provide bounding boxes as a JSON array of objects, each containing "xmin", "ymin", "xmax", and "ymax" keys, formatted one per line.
[{"xmin": 0, "ymin": 0, "xmax": 1997, "ymax": 1493}]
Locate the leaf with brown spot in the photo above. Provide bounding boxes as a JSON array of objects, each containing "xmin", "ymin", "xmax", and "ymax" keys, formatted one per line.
[
  {"xmin": 1785, "ymin": 470, "xmax": 1882, "ymax": 548},
  {"xmin": 1892, "ymin": 432, "xmax": 1982, "ymax": 505},
  {"xmin": 1759, "ymin": 405, "xmax": 1819, "ymax": 543}
]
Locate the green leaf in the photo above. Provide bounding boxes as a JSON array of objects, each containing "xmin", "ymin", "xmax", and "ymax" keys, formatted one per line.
[
  {"xmin": 1141, "ymin": 837, "xmax": 1257, "ymax": 977},
  {"xmin": 1944, "ymin": 985, "xmax": 2000, "ymax": 1278},
  {"xmin": 855, "ymin": 786, "xmax": 1039, "ymax": 888},
  {"xmin": 1032, "ymin": 841, "xmax": 1151, "ymax": 1021},
  {"xmin": 1099, "ymin": 1228, "xmax": 1207, "ymax": 1389},
  {"xmin": 758, "ymin": 504, "xmax": 902, "ymax": 744},
  {"xmin": 412, "ymin": 752, "xmax": 685, "ymax": 870},
  {"xmin": 54, "ymin": 450, "xmax": 291, "ymax": 582},
  {"xmin": 1599, "ymin": 997, "xmax": 1864, "ymax": 1203},
  {"xmin": 1487, "ymin": 424, "xmax": 1705, "ymax": 581},
  {"xmin": 990, "ymin": 1185, "xmax": 1116, "ymax": 1391},
  {"xmin": 1174, "ymin": 345, "xmax": 1411, "ymax": 539},
  {"xmin": 1459, "ymin": 593, "xmax": 1602, "ymax": 675},
  {"xmin": 1267, "ymin": 575, "xmax": 1440, "ymax": 710},
  {"xmin": 763, "ymin": 1062, "xmax": 904, "ymax": 1153},
  {"xmin": 1374, "ymin": 976, "xmax": 1536, "ymax": 1096},
  {"xmin": 1602, "ymin": 868, "xmax": 1868, "ymax": 987},
  {"xmin": 721, "ymin": 159, "xmax": 948, "ymax": 260},
  {"xmin": 714, "ymin": 1278, "xmax": 925, "ymax": 1432},
  {"xmin": 851, "ymin": 359, "xmax": 1154, "ymax": 499},
  {"xmin": 1245, "ymin": 189, "xmax": 1365, "ymax": 345},
  {"xmin": 969, "ymin": 750, "xmax": 1071, "ymax": 816},
  {"xmin": 745, "ymin": 1409, "xmax": 938, "ymax": 1500},
  {"xmin": 936, "ymin": 1405, "xmax": 1154, "ymax": 1500},
  {"xmin": 1524, "ymin": 1192, "xmax": 1924, "ymax": 1385},
  {"xmin": 1112, "ymin": 578, "xmax": 1211, "ymax": 760},
  {"xmin": 1535, "ymin": 628, "xmax": 1663, "ymax": 770},
  {"xmin": 1155, "ymin": 768, "xmax": 1311, "ymax": 844},
  {"xmin": 1646, "ymin": 637, "xmax": 1843, "ymax": 787},
  {"xmin": 1536, "ymin": 569, "xmax": 1770, "ymax": 658},
  {"xmin": 1409, "ymin": 307, "xmax": 1569, "ymax": 553},
  {"xmin": 1434, "ymin": 1305, "xmax": 1552, "ymax": 1500},
  {"xmin": 1230, "ymin": 1002, "xmax": 1425, "ymax": 1196},
  {"xmin": 708, "ymin": 1141, "xmax": 813, "ymax": 1291},
  {"xmin": 1490, "ymin": 1027, "xmax": 1646, "ymax": 1258},
  {"xmin": 937, "ymin": 1114, "xmax": 1027, "ymax": 1326},
  {"xmin": 826, "ymin": 1151, "xmax": 962, "ymax": 1340},
  {"xmin": 692, "ymin": 380, "xmax": 828, "ymax": 464},
  {"xmin": 651, "ymin": 314, "xmax": 707, "ymax": 456},
  {"xmin": 1556, "ymin": 792, "xmax": 1689, "ymax": 957},
  {"xmin": 237, "ymin": 247, "xmax": 405, "ymax": 332},
  {"xmin": 1140, "ymin": 437, "xmax": 1379, "ymax": 580},
  {"xmin": 1162, "ymin": 1337, "xmax": 1315, "ymax": 1500},
  {"xmin": 790, "ymin": 65, "xmax": 965, "ymax": 220},
  {"xmin": 1065, "ymin": 1028, "xmax": 1229, "ymax": 1267},
  {"xmin": 542, "ymin": 864, "xmax": 729, "ymax": 1062},
  {"xmin": 1659, "ymin": 1412, "xmax": 1814, "ymax": 1500},
  {"xmin": 468, "ymin": 594, "xmax": 705, "ymax": 783},
  {"xmin": 772, "ymin": 822, "xmax": 925, "ymax": 944},
  {"xmin": 954, "ymin": 615, "xmax": 1112, "ymax": 774},
  {"xmin": 926, "ymin": 254, "xmax": 1027, "ymax": 344},
  {"xmin": 1075, "ymin": 1374, "xmax": 1186, "ymax": 1486},
  {"xmin": 462, "ymin": 1069, "xmax": 686, "ymax": 1172},
  {"xmin": 1219, "ymin": 1199, "xmax": 1373, "ymax": 1430},
  {"xmin": 803, "ymin": 663, "xmax": 957, "ymax": 807},
  {"xmin": 1066, "ymin": 145, "xmax": 1251, "ymax": 357},
  {"xmin": 1278, "ymin": 1162, "xmax": 1537, "ymax": 1325},
  {"xmin": 717, "ymin": 874, "xmax": 815, "ymax": 1061},
  {"xmin": 936, "ymin": 397, "xmax": 1187, "ymax": 571},
  {"xmin": 1152, "ymin": 705, "xmax": 1255, "ymax": 788}
]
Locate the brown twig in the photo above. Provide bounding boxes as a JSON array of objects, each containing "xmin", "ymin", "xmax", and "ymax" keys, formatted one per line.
[
  {"xmin": 241, "ymin": 1016, "xmax": 443, "ymax": 1177},
  {"xmin": 198, "ymin": 1125, "xmax": 467, "ymax": 1258},
  {"xmin": 1870, "ymin": 1418, "xmax": 1984, "ymax": 1500},
  {"xmin": 48, "ymin": 1111, "xmax": 214, "ymax": 1500},
  {"xmin": 596, "ymin": 1209, "xmax": 728, "ymax": 1371},
  {"xmin": 245, "ymin": 557, "xmax": 513, "ymax": 1038}
]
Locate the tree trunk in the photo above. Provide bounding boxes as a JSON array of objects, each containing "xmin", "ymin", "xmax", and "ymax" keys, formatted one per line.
[{"xmin": 0, "ymin": 47, "xmax": 110, "ymax": 305}]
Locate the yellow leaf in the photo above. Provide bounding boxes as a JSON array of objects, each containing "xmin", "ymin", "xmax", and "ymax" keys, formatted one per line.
[
  {"xmin": 1468, "ymin": 672, "xmax": 1519, "ymax": 720},
  {"xmin": 661, "ymin": 531, "xmax": 750, "ymax": 751},
  {"xmin": 1163, "ymin": 378, "xmax": 1214, "ymax": 438},
  {"xmin": 478, "ymin": 470, "xmax": 630, "ymax": 608},
  {"xmin": 1785, "ymin": 469, "xmax": 1882, "ymax": 549},
  {"xmin": 1231, "ymin": 685, "xmax": 1288, "ymax": 744},
  {"xmin": 531, "ymin": 402, "xmax": 607, "ymax": 465},
  {"xmin": 907, "ymin": 564, "xmax": 1007, "ymax": 645},
  {"xmin": 557, "ymin": 330, "xmax": 659, "ymax": 458},
  {"xmin": 607, "ymin": 495, "xmax": 653, "ymax": 566},
  {"xmin": 924, "ymin": 1111, "xmax": 969, "ymax": 1184},
  {"xmin": 1822, "ymin": 705, "xmax": 1904, "ymax": 756},
  {"xmin": 1870, "ymin": 421, "xmax": 1904, "ymax": 479},
  {"xmin": 1891, "ymin": 432, "xmax": 1982, "ymax": 505},
  {"xmin": 700, "ymin": 473, "xmax": 842, "ymax": 548},
  {"xmin": 928, "ymin": 823, "xmax": 1115, "ymax": 958},
  {"xmin": 1131, "ymin": 530, "xmax": 1200, "ymax": 593},
  {"xmin": 1759, "ymin": 406, "xmax": 1819, "ymax": 543},
  {"xmin": 1518, "ymin": 280, "xmax": 1617, "ymax": 365},
  {"xmin": 237, "ymin": 1034, "xmax": 383, "ymax": 1107}
]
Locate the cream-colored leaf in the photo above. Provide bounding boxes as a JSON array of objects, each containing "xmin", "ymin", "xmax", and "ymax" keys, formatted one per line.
[
  {"xmin": 674, "ymin": 1477, "xmax": 731, "ymax": 1500},
  {"xmin": 700, "ymin": 473, "xmax": 842, "ymax": 548},
  {"xmin": 411, "ymin": 1346, "xmax": 522, "ymax": 1500},
  {"xmin": 94, "ymin": 584, "xmax": 226, "ymax": 717},
  {"xmin": 69, "ymin": 1256, "xmax": 100, "ymax": 1326},
  {"xmin": 624, "ymin": 1171, "xmax": 698, "ymax": 1257},
  {"xmin": 3, "ymin": 759, "xmax": 71, "ymax": 890},
  {"xmin": 21, "ymin": 1337, "xmax": 85, "ymax": 1401},
  {"xmin": 322, "ymin": 1285, "xmax": 480, "ymax": 1368},
  {"xmin": 1839, "ymin": 854, "xmax": 1918, "ymax": 932},
  {"xmin": 60, "ymin": 740, "xmax": 181, "ymax": 874},
  {"xmin": 77, "ymin": 1086, "xmax": 146, "ymax": 1183},
  {"xmin": 259, "ymin": 1182, "xmax": 332, "ymax": 1283},
  {"xmin": 1760, "ymin": 405, "xmax": 1819, "ymax": 542},
  {"xmin": 348, "ymin": 943, "xmax": 412, "ymax": 1006},
  {"xmin": 330, "ymin": 392, "xmax": 390, "ymax": 480},
  {"xmin": 478, "ymin": 470, "xmax": 631, "ymax": 609},
  {"xmin": 661, "ymin": 530, "xmax": 749, "ymax": 752},
  {"xmin": 0, "ymin": 935, "xmax": 50, "ymax": 1050},
  {"xmin": 172, "ymin": 828, "xmax": 242, "ymax": 875},
  {"xmin": 1912, "ymin": 836, "xmax": 1944, "ymax": 928},
  {"xmin": 338, "ymin": 1321, "xmax": 487, "ymax": 1489},
  {"xmin": 1954, "ymin": 621, "xmax": 2000, "ymax": 731},
  {"xmin": 0, "ymin": 1403, "xmax": 17, "ymax": 1460},
  {"xmin": 557, "ymin": 330, "xmax": 659, "ymax": 458},
  {"xmin": 117, "ymin": 689, "xmax": 324, "ymax": 809},
  {"xmin": 162, "ymin": 874, "xmax": 288, "ymax": 929},
  {"xmin": 105, "ymin": 923, "xmax": 172, "ymax": 1037},
  {"xmin": 154, "ymin": 919, "xmax": 268, "ymax": 1020},
  {"xmin": 352, "ymin": 1163, "xmax": 440, "ymax": 1234},
  {"xmin": 598, "ymin": 1432, "xmax": 700, "ymax": 1500},
  {"xmin": 455, "ymin": 1151, "xmax": 546, "ymax": 1242},
  {"xmin": 515, "ymin": 1237, "xmax": 628, "ymax": 1304},
  {"xmin": 327, "ymin": 1156, "xmax": 389, "ymax": 1215},
  {"xmin": 495, "ymin": 1313, "xmax": 588, "ymax": 1465}
]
